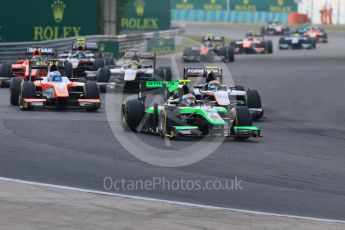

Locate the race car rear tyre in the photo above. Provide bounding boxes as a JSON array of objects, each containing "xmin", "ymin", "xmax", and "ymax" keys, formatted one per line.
[
  {"xmin": 158, "ymin": 66, "xmax": 172, "ymax": 81},
  {"xmin": 266, "ymin": 40, "xmax": 273, "ymax": 54},
  {"xmin": 0, "ymin": 63, "xmax": 11, "ymax": 77},
  {"xmin": 97, "ymin": 67, "xmax": 111, "ymax": 93},
  {"xmin": 246, "ymin": 89, "xmax": 262, "ymax": 108},
  {"xmin": 20, "ymin": 81, "xmax": 36, "ymax": 110},
  {"xmin": 10, "ymin": 77, "xmax": 23, "ymax": 105},
  {"xmin": 246, "ymin": 89, "xmax": 262, "ymax": 121},
  {"xmin": 105, "ymin": 58, "xmax": 115, "ymax": 66},
  {"xmin": 94, "ymin": 58, "xmax": 104, "ymax": 70},
  {"xmin": 121, "ymin": 99, "xmax": 145, "ymax": 131},
  {"xmin": 85, "ymin": 81, "xmax": 100, "ymax": 99},
  {"xmin": 233, "ymin": 106, "xmax": 253, "ymax": 140},
  {"xmin": 64, "ymin": 61, "xmax": 73, "ymax": 78},
  {"xmin": 0, "ymin": 63, "xmax": 12, "ymax": 87},
  {"xmin": 154, "ymin": 68, "xmax": 166, "ymax": 81}
]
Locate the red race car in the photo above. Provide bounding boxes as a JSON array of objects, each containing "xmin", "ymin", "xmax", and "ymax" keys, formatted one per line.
[
  {"xmin": 9, "ymin": 60, "xmax": 101, "ymax": 111},
  {"xmin": 232, "ymin": 32, "xmax": 273, "ymax": 54},
  {"xmin": 0, "ymin": 47, "xmax": 55, "ymax": 87},
  {"xmin": 304, "ymin": 26, "xmax": 328, "ymax": 43}
]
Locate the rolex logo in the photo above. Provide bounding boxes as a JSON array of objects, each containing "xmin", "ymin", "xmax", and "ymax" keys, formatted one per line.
[
  {"xmin": 51, "ymin": 0, "xmax": 66, "ymax": 23},
  {"xmin": 134, "ymin": 0, "xmax": 146, "ymax": 17},
  {"xmin": 243, "ymin": 0, "xmax": 250, "ymax": 5},
  {"xmin": 277, "ymin": 0, "xmax": 284, "ymax": 6}
]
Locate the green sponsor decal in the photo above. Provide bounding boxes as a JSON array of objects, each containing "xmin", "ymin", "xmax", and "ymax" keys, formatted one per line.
[
  {"xmin": 172, "ymin": 0, "xmax": 228, "ymax": 11},
  {"xmin": 234, "ymin": 126, "xmax": 260, "ymax": 131},
  {"xmin": 231, "ymin": 0, "xmax": 297, "ymax": 12},
  {"xmin": 0, "ymin": 0, "xmax": 98, "ymax": 42},
  {"xmin": 118, "ymin": 0, "xmax": 171, "ymax": 33},
  {"xmin": 146, "ymin": 81, "xmax": 180, "ymax": 92},
  {"xmin": 148, "ymin": 37, "xmax": 175, "ymax": 53}
]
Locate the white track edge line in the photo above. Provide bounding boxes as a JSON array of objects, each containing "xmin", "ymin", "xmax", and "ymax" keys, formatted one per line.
[{"xmin": 0, "ymin": 176, "xmax": 344, "ymax": 224}]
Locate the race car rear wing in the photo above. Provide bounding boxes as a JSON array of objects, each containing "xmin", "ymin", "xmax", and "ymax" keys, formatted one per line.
[
  {"xmin": 26, "ymin": 47, "xmax": 56, "ymax": 56},
  {"xmin": 183, "ymin": 67, "xmax": 223, "ymax": 84},
  {"xmin": 202, "ymin": 36, "xmax": 225, "ymax": 42},
  {"xmin": 124, "ymin": 50, "xmax": 156, "ymax": 60},
  {"xmin": 29, "ymin": 60, "xmax": 64, "ymax": 69},
  {"xmin": 72, "ymin": 42, "xmax": 99, "ymax": 51}
]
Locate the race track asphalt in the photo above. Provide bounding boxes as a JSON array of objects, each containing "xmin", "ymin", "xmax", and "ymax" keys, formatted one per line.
[{"xmin": 0, "ymin": 24, "xmax": 345, "ymax": 220}]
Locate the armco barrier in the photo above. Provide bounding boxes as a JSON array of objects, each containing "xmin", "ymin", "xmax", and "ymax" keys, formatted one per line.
[
  {"xmin": 172, "ymin": 10, "xmax": 289, "ymax": 24},
  {"xmin": 0, "ymin": 28, "xmax": 184, "ymax": 61}
]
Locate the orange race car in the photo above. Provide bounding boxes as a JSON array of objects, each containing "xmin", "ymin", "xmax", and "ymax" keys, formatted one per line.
[
  {"xmin": 232, "ymin": 32, "xmax": 273, "ymax": 54},
  {"xmin": 0, "ymin": 47, "xmax": 55, "ymax": 87},
  {"xmin": 9, "ymin": 61, "xmax": 101, "ymax": 111}
]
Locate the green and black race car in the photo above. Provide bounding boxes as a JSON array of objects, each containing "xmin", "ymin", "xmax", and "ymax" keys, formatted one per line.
[{"xmin": 121, "ymin": 81, "xmax": 261, "ymax": 140}]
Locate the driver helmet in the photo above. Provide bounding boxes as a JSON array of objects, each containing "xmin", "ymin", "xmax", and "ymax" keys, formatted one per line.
[
  {"xmin": 76, "ymin": 51, "xmax": 85, "ymax": 59},
  {"xmin": 49, "ymin": 71, "xmax": 62, "ymax": 82},
  {"xmin": 208, "ymin": 80, "xmax": 220, "ymax": 91},
  {"xmin": 181, "ymin": 94, "xmax": 196, "ymax": 107},
  {"xmin": 32, "ymin": 55, "xmax": 42, "ymax": 61},
  {"xmin": 204, "ymin": 38, "xmax": 213, "ymax": 47},
  {"xmin": 130, "ymin": 60, "xmax": 140, "ymax": 70}
]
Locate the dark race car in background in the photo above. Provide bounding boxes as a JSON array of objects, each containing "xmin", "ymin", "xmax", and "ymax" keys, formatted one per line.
[{"xmin": 182, "ymin": 35, "xmax": 235, "ymax": 63}]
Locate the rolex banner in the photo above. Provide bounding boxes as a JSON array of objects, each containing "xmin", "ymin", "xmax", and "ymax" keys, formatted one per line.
[
  {"xmin": 118, "ymin": 0, "xmax": 171, "ymax": 33},
  {"xmin": 171, "ymin": 0, "xmax": 297, "ymax": 12},
  {"xmin": 230, "ymin": 0, "xmax": 297, "ymax": 12},
  {"xmin": 0, "ymin": 0, "xmax": 98, "ymax": 42}
]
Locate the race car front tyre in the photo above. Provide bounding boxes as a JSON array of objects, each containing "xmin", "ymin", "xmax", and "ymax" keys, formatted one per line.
[
  {"xmin": 97, "ymin": 67, "xmax": 111, "ymax": 93},
  {"xmin": 232, "ymin": 106, "xmax": 253, "ymax": 140},
  {"xmin": 20, "ymin": 81, "xmax": 36, "ymax": 110},
  {"xmin": 121, "ymin": 99, "xmax": 145, "ymax": 131},
  {"xmin": 85, "ymin": 81, "xmax": 100, "ymax": 111},
  {"xmin": 85, "ymin": 81, "xmax": 100, "ymax": 99},
  {"xmin": 10, "ymin": 77, "xmax": 23, "ymax": 105}
]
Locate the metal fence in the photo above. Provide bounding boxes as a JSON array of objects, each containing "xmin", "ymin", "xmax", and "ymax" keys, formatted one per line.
[{"xmin": 0, "ymin": 28, "xmax": 184, "ymax": 61}]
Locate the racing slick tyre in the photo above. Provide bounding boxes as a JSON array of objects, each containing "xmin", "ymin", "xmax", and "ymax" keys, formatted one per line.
[
  {"xmin": 19, "ymin": 81, "xmax": 36, "ymax": 110},
  {"xmin": 0, "ymin": 63, "xmax": 12, "ymax": 87},
  {"xmin": 105, "ymin": 58, "xmax": 115, "ymax": 66},
  {"xmin": 158, "ymin": 66, "xmax": 172, "ymax": 81},
  {"xmin": 84, "ymin": 82, "xmax": 100, "ymax": 111},
  {"xmin": 97, "ymin": 67, "xmax": 111, "ymax": 93},
  {"xmin": 64, "ymin": 61, "xmax": 73, "ymax": 78},
  {"xmin": 154, "ymin": 68, "xmax": 166, "ymax": 81},
  {"xmin": 93, "ymin": 58, "xmax": 104, "ymax": 70},
  {"xmin": 219, "ymin": 46, "xmax": 235, "ymax": 63},
  {"xmin": 233, "ymin": 106, "xmax": 253, "ymax": 140},
  {"xmin": 246, "ymin": 89, "xmax": 262, "ymax": 121},
  {"xmin": 266, "ymin": 40, "xmax": 273, "ymax": 54},
  {"xmin": 121, "ymin": 99, "xmax": 145, "ymax": 131},
  {"xmin": 9, "ymin": 77, "xmax": 23, "ymax": 105}
]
